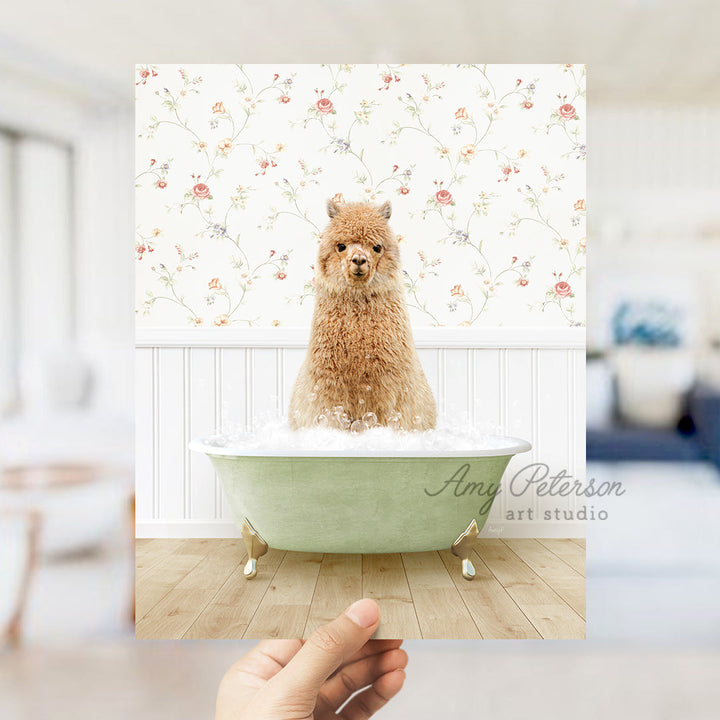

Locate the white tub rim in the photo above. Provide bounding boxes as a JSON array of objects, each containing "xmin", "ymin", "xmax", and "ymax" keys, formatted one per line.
[{"xmin": 189, "ymin": 434, "xmax": 532, "ymax": 458}]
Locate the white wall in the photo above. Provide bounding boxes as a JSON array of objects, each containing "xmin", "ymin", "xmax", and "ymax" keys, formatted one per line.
[
  {"xmin": 135, "ymin": 327, "xmax": 586, "ymax": 539},
  {"xmin": 588, "ymin": 104, "xmax": 720, "ymax": 380},
  {"xmin": 74, "ymin": 107, "xmax": 135, "ymax": 414}
]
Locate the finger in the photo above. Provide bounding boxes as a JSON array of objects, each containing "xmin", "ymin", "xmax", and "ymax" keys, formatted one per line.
[
  {"xmin": 333, "ymin": 639, "xmax": 404, "ymax": 674},
  {"xmin": 216, "ymin": 640, "xmax": 304, "ymax": 720},
  {"xmin": 270, "ymin": 598, "xmax": 380, "ymax": 697},
  {"xmin": 339, "ymin": 668, "xmax": 406, "ymax": 720},
  {"xmin": 252, "ymin": 639, "xmax": 305, "ymax": 669},
  {"xmin": 317, "ymin": 648, "xmax": 408, "ymax": 712},
  {"xmin": 227, "ymin": 639, "xmax": 303, "ymax": 684}
]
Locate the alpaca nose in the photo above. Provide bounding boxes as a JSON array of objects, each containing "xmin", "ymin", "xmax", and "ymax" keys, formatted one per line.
[{"xmin": 351, "ymin": 255, "xmax": 367, "ymax": 267}]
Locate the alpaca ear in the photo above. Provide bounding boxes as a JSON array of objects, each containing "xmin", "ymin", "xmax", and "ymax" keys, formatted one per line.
[
  {"xmin": 378, "ymin": 200, "xmax": 392, "ymax": 219},
  {"xmin": 327, "ymin": 199, "xmax": 341, "ymax": 218}
]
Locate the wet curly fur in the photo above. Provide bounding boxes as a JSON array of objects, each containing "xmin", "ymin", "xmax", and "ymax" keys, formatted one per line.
[{"xmin": 289, "ymin": 199, "xmax": 437, "ymax": 431}]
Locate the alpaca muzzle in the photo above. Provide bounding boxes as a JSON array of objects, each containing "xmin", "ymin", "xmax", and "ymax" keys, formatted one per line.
[{"xmin": 349, "ymin": 251, "xmax": 369, "ymax": 278}]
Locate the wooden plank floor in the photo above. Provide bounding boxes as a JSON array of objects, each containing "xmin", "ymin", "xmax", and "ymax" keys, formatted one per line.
[{"xmin": 135, "ymin": 539, "xmax": 585, "ymax": 640}]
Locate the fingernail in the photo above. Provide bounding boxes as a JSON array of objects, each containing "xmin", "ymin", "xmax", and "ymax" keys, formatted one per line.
[{"xmin": 345, "ymin": 598, "xmax": 379, "ymax": 628}]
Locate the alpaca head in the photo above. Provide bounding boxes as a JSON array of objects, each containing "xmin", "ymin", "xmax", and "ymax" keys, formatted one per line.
[{"xmin": 316, "ymin": 199, "xmax": 402, "ymax": 294}]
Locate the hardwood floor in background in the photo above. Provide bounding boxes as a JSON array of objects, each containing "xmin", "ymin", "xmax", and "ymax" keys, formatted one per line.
[{"xmin": 135, "ymin": 539, "xmax": 585, "ymax": 640}]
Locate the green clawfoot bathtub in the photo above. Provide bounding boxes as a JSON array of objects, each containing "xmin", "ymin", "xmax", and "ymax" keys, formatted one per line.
[{"xmin": 189, "ymin": 436, "xmax": 531, "ymax": 581}]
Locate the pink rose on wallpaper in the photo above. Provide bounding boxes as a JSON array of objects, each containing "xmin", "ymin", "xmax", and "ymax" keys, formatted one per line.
[
  {"xmin": 499, "ymin": 165, "xmax": 516, "ymax": 182},
  {"xmin": 214, "ymin": 314, "xmax": 230, "ymax": 326},
  {"xmin": 450, "ymin": 284, "xmax": 464, "ymax": 297},
  {"xmin": 435, "ymin": 189, "xmax": 453, "ymax": 205},
  {"xmin": 276, "ymin": 271, "xmax": 287, "ymax": 280},
  {"xmin": 218, "ymin": 138, "xmax": 234, "ymax": 155},
  {"xmin": 455, "ymin": 107, "xmax": 469, "ymax": 120},
  {"xmin": 554, "ymin": 281, "xmax": 572, "ymax": 297},
  {"xmin": 136, "ymin": 66, "xmax": 157, "ymax": 85},
  {"xmin": 574, "ymin": 199, "xmax": 586, "ymax": 211},
  {"xmin": 316, "ymin": 97, "xmax": 334, "ymax": 114},
  {"xmin": 518, "ymin": 278, "xmax": 529, "ymax": 286},
  {"xmin": 399, "ymin": 186, "xmax": 410, "ymax": 195},
  {"xmin": 212, "ymin": 101, "xmax": 225, "ymax": 114},
  {"xmin": 460, "ymin": 144, "xmax": 476, "ymax": 160},
  {"xmin": 208, "ymin": 278, "xmax": 222, "ymax": 291},
  {"xmin": 523, "ymin": 100, "xmax": 533, "ymax": 109},
  {"xmin": 192, "ymin": 183, "xmax": 210, "ymax": 199},
  {"xmin": 155, "ymin": 180, "xmax": 167, "ymax": 189},
  {"xmin": 332, "ymin": 192, "xmax": 345, "ymax": 203},
  {"xmin": 280, "ymin": 95, "xmax": 291, "ymax": 103},
  {"xmin": 559, "ymin": 103, "xmax": 576, "ymax": 120}
]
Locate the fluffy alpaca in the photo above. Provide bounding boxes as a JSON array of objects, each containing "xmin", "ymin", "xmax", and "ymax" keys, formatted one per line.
[{"xmin": 288, "ymin": 199, "xmax": 437, "ymax": 431}]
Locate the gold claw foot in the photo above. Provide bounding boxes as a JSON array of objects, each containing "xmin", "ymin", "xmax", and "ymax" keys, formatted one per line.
[
  {"xmin": 241, "ymin": 518, "xmax": 268, "ymax": 579},
  {"xmin": 451, "ymin": 518, "xmax": 480, "ymax": 581}
]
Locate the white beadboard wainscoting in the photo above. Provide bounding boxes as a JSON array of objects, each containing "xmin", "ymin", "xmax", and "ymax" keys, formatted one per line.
[{"xmin": 136, "ymin": 327, "xmax": 586, "ymax": 539}]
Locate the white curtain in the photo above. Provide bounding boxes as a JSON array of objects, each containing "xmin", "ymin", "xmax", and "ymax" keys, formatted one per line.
[{"xmin": 0, "ymin": 132, "xmax": 74, "ymax": 416}]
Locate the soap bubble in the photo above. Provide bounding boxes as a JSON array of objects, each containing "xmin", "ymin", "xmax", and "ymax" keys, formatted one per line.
[
  {"xmin": 314, "ymin": 413, "xmax": 328, "ymax": 428},
  {"xmin": 412, "ymin": 415, "xmax": 422, "ymax": 427},
  {"xmin": 387, "ymin": 412, "xmax": 402, "ymax": 431},
  {"xmin": 365, "ymin": 385, "xmax": 372, "ymax": 392},
  {"xmin": 309, "ymin": 392, "xmax": 317, "ymax": 401},
  {"xmin": 362, "ymin": 412, "xmax": 377, "ymax": 427},
  {"xmin": 350, "ymin": 419, "xmax": 369, "ymax": 433},
  {"xmin": 358, "ymin": 398, "xmax": 365, "ymax": 405},
  {"xmin": 327, "ymin": 409, "xmax": 350, "ymax": 430}
]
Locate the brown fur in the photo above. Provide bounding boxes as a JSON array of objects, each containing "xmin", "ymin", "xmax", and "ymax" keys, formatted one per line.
[{"xmin": 288, "ymin": 199, "xmax": 437, "ymax": 431}]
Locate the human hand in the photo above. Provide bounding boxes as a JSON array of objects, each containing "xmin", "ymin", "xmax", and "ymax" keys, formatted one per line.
[{"xmin": 216, "ymin": 598, "xmax": 407, "ymax": 719}]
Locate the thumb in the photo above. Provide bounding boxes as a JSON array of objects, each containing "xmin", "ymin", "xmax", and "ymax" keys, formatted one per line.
[{"xmin": 271, "ymin": 599, "xmax": 380, "ymax": 697}]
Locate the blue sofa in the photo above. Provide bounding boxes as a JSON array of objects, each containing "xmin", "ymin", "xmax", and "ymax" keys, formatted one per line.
[{"xmin": 587, "ymin": 384, "xmax": 720, "ymax": 467}]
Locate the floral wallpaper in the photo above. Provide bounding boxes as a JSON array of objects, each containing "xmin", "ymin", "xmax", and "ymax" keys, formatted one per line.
[{"xmin": 135, "ymin": 64, "xmax": 585, "ymax": 327}]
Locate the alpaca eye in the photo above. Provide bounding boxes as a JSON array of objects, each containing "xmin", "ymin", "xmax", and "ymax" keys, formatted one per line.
[
  {"xmin": 337, "ymin": 243, "xmax": 346, "ymax": 252},
  {"xmin": 373, "ymin": 245, "xmax": 382, "ymax": 253}
]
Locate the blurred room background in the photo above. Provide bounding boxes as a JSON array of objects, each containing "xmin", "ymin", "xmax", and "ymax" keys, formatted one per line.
[{"xmin": 1, "ymin": 1, "xmax": 719, "ymax": 717}]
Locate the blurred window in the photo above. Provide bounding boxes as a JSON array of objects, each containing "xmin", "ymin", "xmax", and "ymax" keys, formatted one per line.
[{"xmin": 0, "ymin": 129, "xmax": 73, "ymax": 416}]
